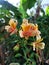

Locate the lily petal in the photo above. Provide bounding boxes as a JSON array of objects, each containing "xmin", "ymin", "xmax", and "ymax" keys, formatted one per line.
[
  {"xmin": 9, "ymin": 19, "xmax": 17, "ymax": 29},
  {"xmin": 19, "ymin": 30, "xmax": 24, "ymax": 38},
  {"xmin": 5, "ymin": 25, "xmax": 10, "ymax": 32}
]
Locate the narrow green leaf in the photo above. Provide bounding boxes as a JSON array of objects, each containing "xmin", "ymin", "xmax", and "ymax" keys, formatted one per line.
[{"xmin": 15, "ymin": 53, "xmax": 22, "ymax": 57}]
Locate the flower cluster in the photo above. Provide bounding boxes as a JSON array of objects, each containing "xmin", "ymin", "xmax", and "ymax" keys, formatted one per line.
[{"xmin": 5, "ymin": 19, "xmax": 45, "ymax": 52}]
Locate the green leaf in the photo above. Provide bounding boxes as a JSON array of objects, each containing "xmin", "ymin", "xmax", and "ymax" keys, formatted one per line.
[
  {"xmin": 15, "ymin": 53, "xmax": 22, "ymax": 58},
  {"xmin": 29, "ymin": 53, "xmax": 35, "ymax": 59},
  {"xmin": 35, "ymin": 53, "xmax": 39, "ymax": 58},
  {"xmin": 13, "ymin": 45, "xmax": 19, "ymax": 51},
  {"xmin": 20, "ymin": 0, "xmax": 36, "ymax": 11},
  {"xmin": 32, "ymin": 61, "xmax": 36, "ymax": 65},
  {"xmin": 46, "ymin": 6, "xmax": 49, "ymax": 15}
]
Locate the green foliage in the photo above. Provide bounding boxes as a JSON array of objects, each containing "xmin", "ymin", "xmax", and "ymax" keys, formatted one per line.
[
  {"xmin": 0, "ymin": 12, "xmax": 49, "ymax": 65},
  {"xmin": 13, "ymin": 45, "xmax": 19, "ymax": 51},
  {"xmin": 36, "ymin": 15, "xmax": 49, "ymax": 59},
  {"xmin": 19, "ymin": 0, "xmax": 36, "ymax": 18},
  {"xmin": 0, "ymin": 1, "xmax": 49, "ymax": 65},
  {"xmin": 19, "ymin": 5, "xmax": 27, "ymax": 18},
  {"xmin": 20, "ymin": 0, "xmax": 36, "ymax": 11},
  {"xmin": 15, "ymin": 53, "xmax": 22, "ymax": 58},
  {"xmin": 0, "ymin": 1, "xmax": 22, "ymax": 65},
  {"xmin": 0, "ymin": 0, "xmax": 22, "ymax": 19},
  {"xmin": 46, "ymin": 6, "xmax": 49, "ymax": 16}
]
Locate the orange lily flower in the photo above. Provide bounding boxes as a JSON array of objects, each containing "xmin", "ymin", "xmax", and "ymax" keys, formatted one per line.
[
  {"xmin": 5, "ymin": 19, "xmax": 18, "ymax": 35},
  {"xmin": 19, "ymin": 19, "xmax": 41, "ymax": 39}
]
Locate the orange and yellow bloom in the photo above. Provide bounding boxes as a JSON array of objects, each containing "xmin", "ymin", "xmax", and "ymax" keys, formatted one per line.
[
  {"xmin": 31, "ymin": 35, "xmax": 45, "ymax": 51},
  {"xmin": 5, "ymin": 19, "xmax": 18, "ymax": 35},
  {"xmin": 19, "ymin": 19, "xmax": 41, "ymax": 39}
]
